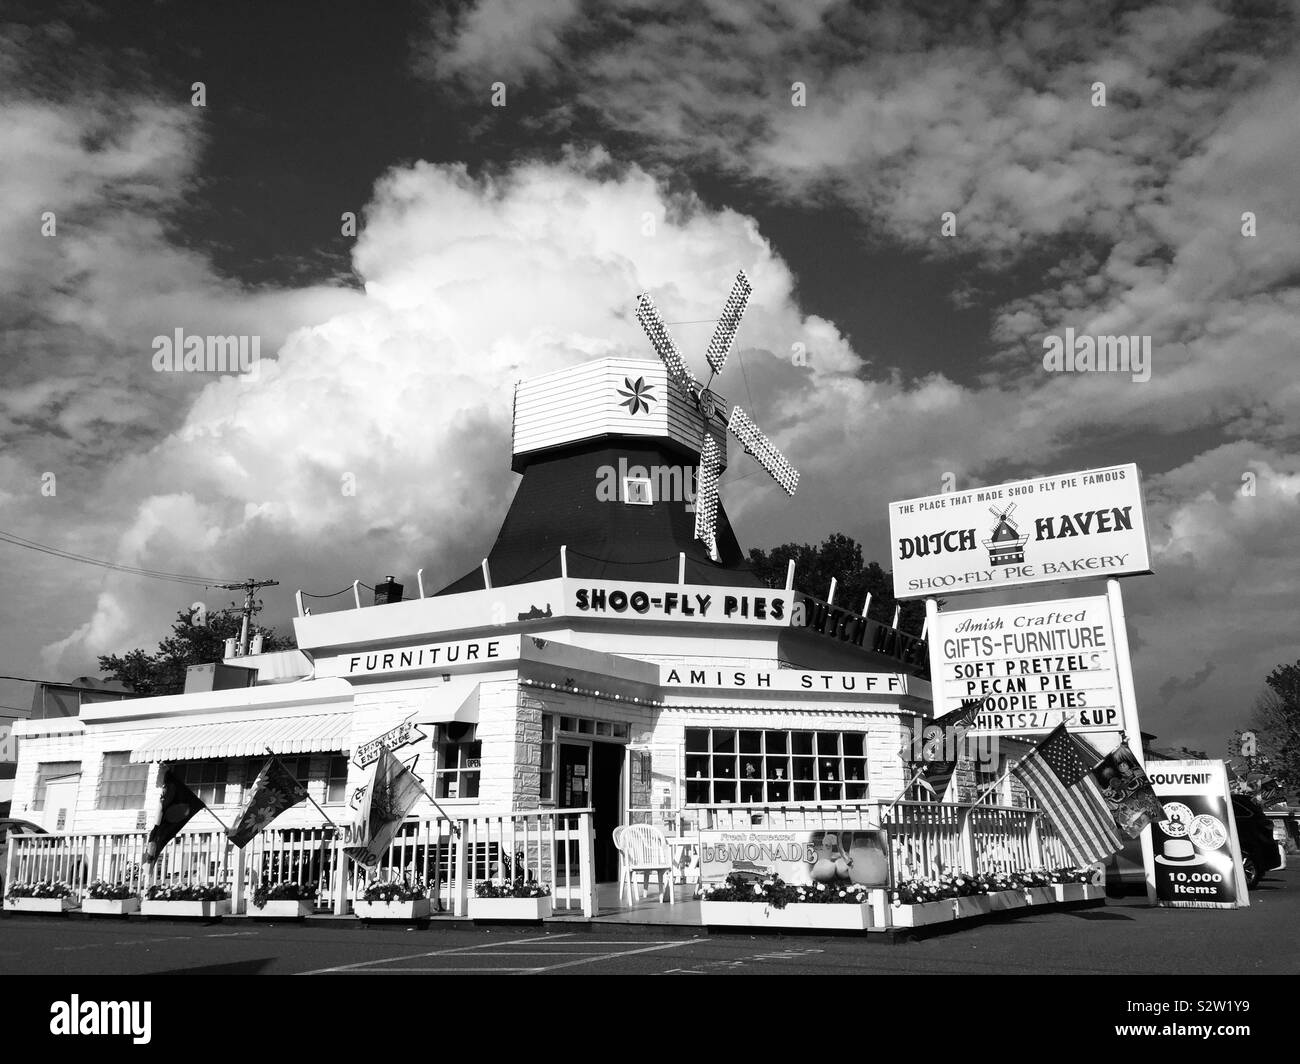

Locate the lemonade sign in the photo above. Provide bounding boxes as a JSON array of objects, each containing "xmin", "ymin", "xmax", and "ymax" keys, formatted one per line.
[{"xmin": 698, "ymin": 829, "xmax": 889, "ymax": 888}]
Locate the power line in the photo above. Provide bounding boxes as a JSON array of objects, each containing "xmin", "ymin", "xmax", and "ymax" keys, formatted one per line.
[{"xmin": 0, "ymin": 528, "xmax": 234, "ymax": 588}]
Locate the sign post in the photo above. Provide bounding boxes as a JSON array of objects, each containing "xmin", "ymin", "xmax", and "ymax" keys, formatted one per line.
[{"xmin": 1105, "ymin": 579, "xmax": 1157, "ymax": 905}]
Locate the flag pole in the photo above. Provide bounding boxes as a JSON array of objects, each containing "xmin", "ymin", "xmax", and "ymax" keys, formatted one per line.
[
  {"xmin": 202, "ymin": 805, "xmax": 231, "ymax": 833},
  {"xmin": 884, "ymin": 765, "xmax": 929, "ymax": 816},
  {"xmin": 413, "ymin": 777, "xmax": 461, "ymax": 836},
  {"xmin": 972, "ymin": 759, "xmax": 1020, "ymax": 807}
]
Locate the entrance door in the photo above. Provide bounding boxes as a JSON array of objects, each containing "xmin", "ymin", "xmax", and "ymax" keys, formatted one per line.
[
  {"xmin": 591, "ymin": 742, "xmax": 623, "ymax": 882},
  {"xmin": 41, "ymin": 777, "xmax": 79, "ymax": 833},
  {"xmin": 558, "ymin": 740, "xmax": 623, "ymax": 883}
]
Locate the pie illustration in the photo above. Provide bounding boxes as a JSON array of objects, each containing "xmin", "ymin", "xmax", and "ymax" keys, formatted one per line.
[
  {"xmin": 1159, "ymin": 802, "xmax": 1193, "ymax": 838},
  {"xmin": 1189, "ymin": 814, "xmax": 1227, "ymax": 851}
]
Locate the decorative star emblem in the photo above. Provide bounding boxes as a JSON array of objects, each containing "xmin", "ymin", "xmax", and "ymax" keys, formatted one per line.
[{"xmin": 617, "ymin": 376, "xmax": 655, "ymax": 415}]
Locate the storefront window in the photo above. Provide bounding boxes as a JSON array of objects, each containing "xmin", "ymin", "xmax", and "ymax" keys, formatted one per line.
[
  {"xmin": 97, "ymin": 752, "xmax": 149, "ymax": 810},
  {"xmin": 32, "ymin": 761, "xmax": 81, "ymax": 810},
  {"xmin": 435, "ymin": 723, "xmax": 480, "ymax": 799},
  {"xmin": 684, "ymin": 728, "xmax": 871, "ymax": 805},
  {"xmin": 179, "ymin": 759, "xmax": 235, "ymax": 806},
  {"xmin": 326, "ymin": 755, "xmax": 349, "ymax": 804}
]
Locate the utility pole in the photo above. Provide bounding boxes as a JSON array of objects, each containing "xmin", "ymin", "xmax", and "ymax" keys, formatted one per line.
[{"xmin": 217, "ymin": 578, "xmax": 279, "ymax": 656}]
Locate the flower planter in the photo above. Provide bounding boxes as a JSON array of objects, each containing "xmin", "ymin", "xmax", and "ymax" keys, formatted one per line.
[
  {"xmin": 469, "ymin": 896, "xmax": 553, "ymax": 922},
  {"xmin": 985, "ymin": 889, "xmax": 1027, "ymax": 911},
  {"xmin": 702, "ymin": 900, "xmax": 875, "ymax": 930},
  {"xmin": 1082, "ymin": 884, "xmax": 1105, "ymax": 902},
  {"xmin": 83, "ymin": 898, "xmax": 141, "ymax": 915},
  {"xmin": 352, "ymin": 898, "xmax": 431, "ymax": 920},
  {"xmin": 140, "ymin": 899, "xmax": 231, "ymax": 918},
  {"xmin": 1023, "ymin": 886, "xmax": 1055, "ymax": 906},
  {"xmin": 952, "ymin": 894, "xmax": 993, "ymax": 920},
  {"xmin": 887, "ymin": 900, "xmax": 954, "ymax": 928},
  {"xmin": 249, "ymin": 899, "xmax": 315, "ymax": 919},
  {"xmin": 4, "ymin": 895, "xmax": 77, "ymax": 913},
  {"xmin": 1051, "ymin": 883, "xmax": 1091, "ymax": 903}
]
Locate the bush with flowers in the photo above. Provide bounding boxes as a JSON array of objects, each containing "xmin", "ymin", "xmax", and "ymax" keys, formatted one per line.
[
  {"xmin": 474, "ymin": 878, "xmax": 551, "ymax": 899},
  {"xmin": 87, "ymin": 880, "xmax": 136, "ymax": 901},
  {"xmin": 361, "ymin": 873, "xmax": 427, "ymax": 903},
  {"xmin": 5, "ymin": 880, "xmax": 75, "ymax": 900},
  {"xmin": 696, "ymin": 872, "xmax": 871, "ymax": 909},
  {"xmin": 252, "ymin": 880, "xmax": 318, "ymax": 908},
  {"xmin": 892, "ymin": 867, "xmax": 1092, "ymax": 906},
  {"xmin": 144, "ymin": 883, "xmax": 229, "ymax": 902}
]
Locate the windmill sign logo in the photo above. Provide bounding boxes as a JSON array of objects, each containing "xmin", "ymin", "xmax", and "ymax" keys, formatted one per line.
[{"xmin": 889, "ymin": 464, "xmax": 1152, "ymax": 598}]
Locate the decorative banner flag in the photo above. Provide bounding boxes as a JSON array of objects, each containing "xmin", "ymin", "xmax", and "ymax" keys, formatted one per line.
[
  {"xmin": 900, "ymin": 699, "xmax": 983, "ymax": 799},
  {"xmin": 1083, "ymin": 739, "xmax": 1166, "ymax": 839},
  {"xmin": 144, "ymin": 767, "xmax": 206, "ymax": 863},
  {"xmin": 344, "ymin": 746, "xmax": 424, "ymax": 869},
  {"xmin": 1013, "ymin": 724, "xmax": 1123, "ymax": 866},
  {"xmin": 226, "ymin": 757, "xmax": 311, "ymax": 848}
]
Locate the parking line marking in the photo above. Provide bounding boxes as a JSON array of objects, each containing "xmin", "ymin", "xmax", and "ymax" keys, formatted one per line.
[
  {"xmin": 341, "ymin": 967, "xmax": 544, "ymax": 973},
  {"xmin": 301, "ymin": 933, "xmax": 573, "ymax": 974},
  {"xmin": 527, "ymin": 940, "xmax": 696, "ymax": 973}
]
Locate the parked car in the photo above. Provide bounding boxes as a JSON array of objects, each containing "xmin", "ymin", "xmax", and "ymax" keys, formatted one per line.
[
  {"xmin": 1231, "ymin": 794, "xmax": 1281, "ymax": 889},
  {"xmin": 0, "ymin": 818, "xmax": 49, "ymax": 896}
]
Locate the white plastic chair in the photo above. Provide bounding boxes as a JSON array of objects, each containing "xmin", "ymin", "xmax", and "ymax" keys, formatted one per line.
[
  {"xmin": 612, "ymin": 826, "xmax": 628, "ymax": 902},
  {"xmin": 619, "ymin": 824, "xmax": 675, "ymax": 903}
]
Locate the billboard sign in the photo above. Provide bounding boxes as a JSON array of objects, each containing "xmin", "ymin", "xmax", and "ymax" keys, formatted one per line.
[
  {"xmin": 697, "ymin": 828, "xmax": 890, "ymax": 889},
  {"xmin": 933, "ymin": 595, "xmax": 1122, "ymax": 735},
  {"xmin": 889, "ymin": 464, "xmax": 1151, "ymax": 598}
]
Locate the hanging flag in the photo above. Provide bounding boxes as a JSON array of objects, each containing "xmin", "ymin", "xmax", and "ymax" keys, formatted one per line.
[
  {"xmin": 344, "ymin": 746, "xmax": 425, "ymax": 869},
  {"xmin": 900, "ymin": 699, "xmax": 983, "ymax": 799},
  {"xmin": 1013, "ymin": 724, "xmax": 1123, "ymax": 866},
  {"xmin": 144, "ymin": 767, "xmax": 206, "ymax": 863},
  {"xmin": 1082, "ymin": 738, "xmax": 1166, "ymax": 839},
  {"xmin": 226, "ymin": 757, "xmax": 311, "ymax": 848}
]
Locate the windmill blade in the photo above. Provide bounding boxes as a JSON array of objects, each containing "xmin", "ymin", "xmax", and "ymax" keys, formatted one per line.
[
  {"xmin": 694, "ymin": 435, "xmax": 722, "ymax": 561},
  {"xmin": 636, "ymin": 293, "xmax": 701, "ymax": 396},
  {"xmin": 704, "ymin": 270, "xmax": 752, "ymax": 376},
  {"xmin": 727, "ymin": 406, "xmax": 799, "ymax": 496}
]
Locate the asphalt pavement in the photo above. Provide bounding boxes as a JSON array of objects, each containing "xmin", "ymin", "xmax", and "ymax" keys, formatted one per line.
[{"xmin": 1, "ymin": 866, "xmax": 1296, "ymax": 976}]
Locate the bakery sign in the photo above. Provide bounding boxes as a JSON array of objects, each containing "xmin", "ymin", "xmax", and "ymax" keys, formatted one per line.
[
  {"xmin": 889, "ymin": 464, "xmax": 1152, "ymax": 598},
  {"xmin": 571, "ymin": 580, "xmax": 790, "ymax": 626}
]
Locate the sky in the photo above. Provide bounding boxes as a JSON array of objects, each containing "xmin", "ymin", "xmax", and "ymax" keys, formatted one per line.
[{"xmin": 0, "ymin": 0, "xmax": 1296, "ymax": 755}]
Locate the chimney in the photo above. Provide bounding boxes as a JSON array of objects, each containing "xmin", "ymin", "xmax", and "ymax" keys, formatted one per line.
[{"xmin": 373, "ymin": 576, "xmax": 404, "ymax": 606}]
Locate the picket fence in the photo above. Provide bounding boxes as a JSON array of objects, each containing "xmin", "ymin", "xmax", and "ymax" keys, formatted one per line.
[{"xmin": 4, "ymin": 801, "xmax": 1079, "ymax": 917}]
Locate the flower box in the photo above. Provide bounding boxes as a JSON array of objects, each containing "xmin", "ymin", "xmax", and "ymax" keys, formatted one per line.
[
  {"xmin": 140, "ymin": 899, "xmax": 231, "ymax": 918},
  {"xmin": 1052, "ymin": 883, "xmax": 1088, "ymax": 903},
  {"xmin": 702, "ymin": 901, "xmax": 875, "ymax": 930},
  {"xmin": 4, "ymin": 895, "xmax": 77, "ymax": 913},
  {"xmin": 986, "ymin": 889, "xmax": 1027, "ymax": 911},
  {"xmin": 469, "ymin": 896, "xmax": 553, "ymax": 922},
  {"xmin": 952, "ymin": 894, "xmax": 993, "ymax": 920},
  {"xmin": 83, "ymin": 898, "xmax": 141, "ymax": 916},
  {"xmin": 352, "ymin": 899, "xmax": 431, "ymax": 920},
  {"xmin": 249, "ymin": 899, "xmax": 315, "ymax": 919},
  {"xmin": 1023, "ymin": 886, "xmax": 1055, "ymax": 906},
  {"xmin": 887, "ymin": 901, "xmax": 954, "ymax": 928}
]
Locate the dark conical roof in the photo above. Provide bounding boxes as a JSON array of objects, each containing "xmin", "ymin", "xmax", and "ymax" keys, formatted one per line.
[{"xmin": 437, "ymin": 438, "xmax": 763, "ymax": 594}]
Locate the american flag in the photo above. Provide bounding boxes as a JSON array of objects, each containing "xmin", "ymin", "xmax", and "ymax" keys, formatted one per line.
[{"xmin": 1013, "ymin": 724, "xmax": 1123, "ymax": 865}]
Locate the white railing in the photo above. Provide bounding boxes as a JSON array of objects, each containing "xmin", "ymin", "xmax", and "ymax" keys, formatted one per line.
[{"xmin": 4, "ymin": 809, "xmax": 598, "ymax": 919}]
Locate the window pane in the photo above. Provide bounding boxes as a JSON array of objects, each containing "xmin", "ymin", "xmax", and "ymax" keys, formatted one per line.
[
  {"xmin": 817, "ymin": 732, "xmax": 840, "ymax": 754},
  {"xmin": 842, "ymin": 733, "xmax": 865, "ymax": 757},
  {"xmin": 739, "ymin": 730, "xmax": 761, "ymax": 754},
  {"xmin": 685, "ymin": 729, "xmax": 709, "ymax": 752},
  {"xmin": 765, "ymin": 731, "xmax": 787, "ymax": 754},
  {"xmin": 713, "ymin": 730, "xmax": 736, "ymax": 753},
  {"xmin": 542, "ymin": 715, "xmax": 553, "ymax": 741},
  {"xmin": 791, "ymin": 732, "xmax": 813, "ymax": 755}
]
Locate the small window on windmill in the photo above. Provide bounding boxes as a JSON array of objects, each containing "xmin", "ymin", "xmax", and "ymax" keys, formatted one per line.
[{"xmin": 623, "ymin": 476, "xmax": 653, "ymax": 506}]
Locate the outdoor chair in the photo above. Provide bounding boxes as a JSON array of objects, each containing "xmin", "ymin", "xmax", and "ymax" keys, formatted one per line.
[
  {"xmin": 618, "ymin": 824, "xmax": 675, "ymax": 903},
  {"xmin": 612, "ymin": 826, "xmax": 628, "ymax": 902}
]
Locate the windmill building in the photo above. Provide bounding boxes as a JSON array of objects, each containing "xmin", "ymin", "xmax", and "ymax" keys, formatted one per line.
[{"xmin": 8, "ymin": 275, "xmax": 942, "ymax": 888}]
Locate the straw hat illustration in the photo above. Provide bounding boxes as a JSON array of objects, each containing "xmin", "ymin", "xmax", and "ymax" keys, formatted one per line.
[{"xmin": 1154, "ymin": 838, "xmax": 1204, "ymax": 866}]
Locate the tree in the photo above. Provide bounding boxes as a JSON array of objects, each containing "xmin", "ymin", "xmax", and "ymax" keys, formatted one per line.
[
  {"xmin": 97, "ymin": 603, "xmax": 292, "ymax": 696},
  {"xmin": 1244, "ymin": 659, "xmax": 1300, "ymax": 795},
  {"xmin": 748, "ymin": 532, "xmax": 927, "ymax": 633}
]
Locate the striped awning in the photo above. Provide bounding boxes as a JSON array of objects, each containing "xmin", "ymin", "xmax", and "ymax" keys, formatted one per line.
[{"xmin": 130, "ymin": 713, "xmax": 351, "ymax": 763}]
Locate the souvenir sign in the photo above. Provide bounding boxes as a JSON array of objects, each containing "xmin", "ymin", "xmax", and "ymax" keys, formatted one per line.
[{"xmin": 1147, "ymin": 760, "xmax": 1249, "ymax": 908}]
